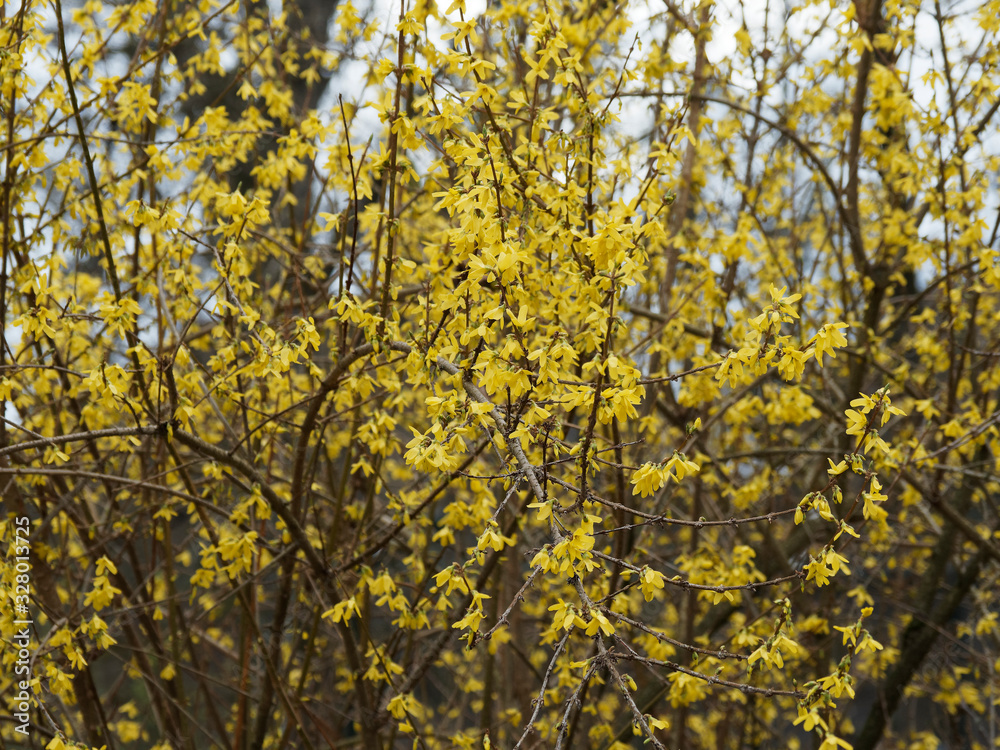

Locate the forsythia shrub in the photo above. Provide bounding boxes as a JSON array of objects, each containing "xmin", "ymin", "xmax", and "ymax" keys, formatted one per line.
[{"xmin": 2, "ymin": 0, "xmax": 1000, "ymax": 748}]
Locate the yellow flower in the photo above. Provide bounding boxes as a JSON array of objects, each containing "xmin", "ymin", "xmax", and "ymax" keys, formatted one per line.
[
  {"xmin": 818, "ymin": 732, "xmax": 853, "ymax": 750},
  {"xmin": 664, "ymin": 451, "xmax": 700, "ymax": 482},
  {"xmin": 584, "ymin": 610, "xmax": 615, "ymax": 637},
  {"xmin": 639, "ymin": 567, "xmax": 666, "ymax": 602},
  {"xmin": 845, "ymin": 408, "xmax": 868, "ymax": 436},
  {"xmin": 631, "ymin": 462, "xmax": 666, "ymax": 497},
  {"xmin": 827, "ymin": 458, "xmax": 848, "ymax": 475}
]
